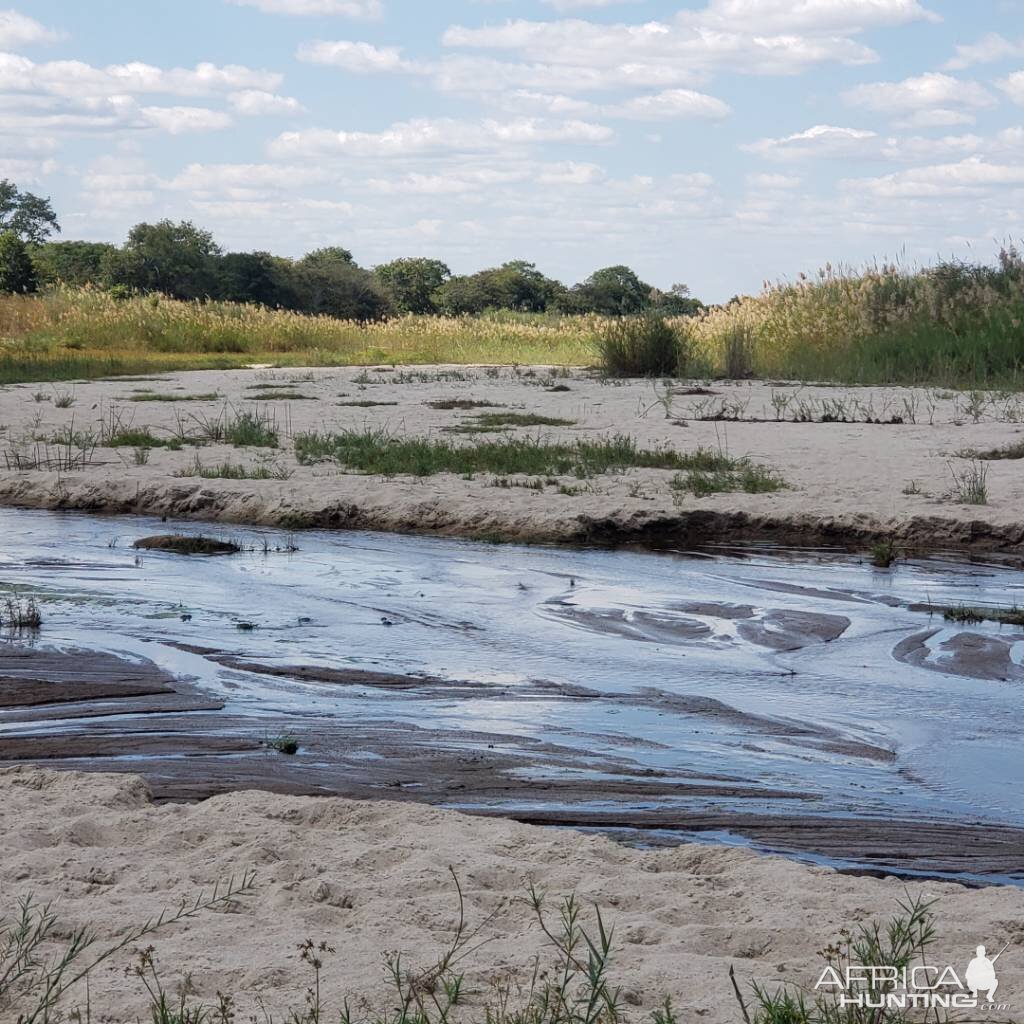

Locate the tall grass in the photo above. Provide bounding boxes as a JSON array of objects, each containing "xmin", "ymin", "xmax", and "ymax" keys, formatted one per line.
[
  {"xmin": 0, "ymin": 288, "xmax": 597, "ymax": 385},
  {"xmin": 686, "ymin": 249, "xmax": 1024, "ymax": 386}
]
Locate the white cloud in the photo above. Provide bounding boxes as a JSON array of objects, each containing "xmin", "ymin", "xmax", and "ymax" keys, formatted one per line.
[
  {"xmin": 0, "ymin": 52, "xmax": 281, "ymax": 99},
  {"xmin": 999, "ymin": 70, "xmax": 1024, "ymax": 105},
  {"xmin": 269, "ymin": 117, "xmax": 613, "ymax": 158},
  {"xmin": 541, "ymin": 0, "xmax": 640, "ymax": 9},
  {"xmin": 945, "ymin": 33, "xmax": 1024, "ymax": 70},
  {"xmin": 845, "ymin": 156, "xmax": 1024, "ymax": 198},
  {"xmin": 227, "ymin": 0, "xmax": 382, "ymax": 16},
  {"xmin": 606, "ymin": 88, "xmax": 730, "ymax": 120},
  {"xmin": 685, "ymin": 0, "xmax": 939, "ymax": 34},
  {"xmin": 0, "ymin": 9, "xmax": 60, "ymax": 47},
  {"xmin": 843, "ymin": 72, "xmax": 997, "ymax": 126},
  {"xmin": 228, "ymin": 89, "xmax": 305, "ymax": 115},
  {"xmin": 742, "ymin": 124, "xmax": 880, "ymax": 160},
  {"xmin": 297, "ymin": 39, "xmax": 411, "ymax": 73},
  {"xmin": 138, "ymin": 106, "xmax": 233, "ymax": 134}
]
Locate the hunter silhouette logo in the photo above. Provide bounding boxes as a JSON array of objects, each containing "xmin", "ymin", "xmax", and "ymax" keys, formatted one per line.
[
  {"xmin": 815, "ymin": 940, "xmax": 1012, "ymax": 1010},
  {"xmin": 966, "ymin": 942, "xmax": 1009, "ymax": 1002}
]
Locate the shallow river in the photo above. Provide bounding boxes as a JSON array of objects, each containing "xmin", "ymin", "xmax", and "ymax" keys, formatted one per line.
[{"xmin": 1, "ymin": 509, "xmax": 1022, "ymax": 884}]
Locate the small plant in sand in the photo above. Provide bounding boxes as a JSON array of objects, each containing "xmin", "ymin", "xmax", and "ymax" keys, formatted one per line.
[
  {"xmin": 0, "ymin": 873, "xmax": 255, "ymax": 1023},
  {"xmin": 947, "ymin": 460, "xmax": 989, "ymax": 505},
  {"xmin": 266, "ymin": 732, "xmax": 299, "ymax": 755}
]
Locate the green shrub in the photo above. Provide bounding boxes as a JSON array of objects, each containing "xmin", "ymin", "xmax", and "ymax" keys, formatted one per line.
[{"xmin": 596, "ymin": 315, "xmax": 683, "ymax": 377}]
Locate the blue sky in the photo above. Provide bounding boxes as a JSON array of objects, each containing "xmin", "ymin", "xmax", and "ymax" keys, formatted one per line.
[{"xmin": 4, "ymin": 1, "xmax": 1024, "ymax": 300}]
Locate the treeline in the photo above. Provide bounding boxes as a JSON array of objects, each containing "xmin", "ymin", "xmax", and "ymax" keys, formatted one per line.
[
  {"xmin": 1, "ymin": 180, "xmax": 703, "ymax": 318},
  {"xmin": 26, "ymin": 222, "xmax": 703, "ymax": 319}
]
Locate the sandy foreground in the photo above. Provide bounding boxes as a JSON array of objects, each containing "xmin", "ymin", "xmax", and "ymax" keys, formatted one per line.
[
  {"xmin": 3, "ymin": 766, "xmax": 1024, "ymax": 1024},
  {"xmin": 0, "ymin": 366, "xmax": 1023, "ymax": 549}
]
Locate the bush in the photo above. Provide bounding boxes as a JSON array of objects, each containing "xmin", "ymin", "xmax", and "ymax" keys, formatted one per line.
[{"xmin": 596, "ymin": 315, "xmax": 683, "ymax": 377}]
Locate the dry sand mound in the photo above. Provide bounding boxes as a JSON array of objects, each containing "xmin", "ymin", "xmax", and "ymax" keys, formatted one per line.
[{"xmin": 2, "ymin": 766, "xmax": 1023, "ymax": 1022}]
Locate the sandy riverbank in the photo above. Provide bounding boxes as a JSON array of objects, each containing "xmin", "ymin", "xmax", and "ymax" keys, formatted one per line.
[
  {"xmin": 1, "ymin": 367, "xmax": 1023, "ymax": 551},
  {"xmin": 2, "ymin": 766, "xmax": 1023, "ymax": 1023}
]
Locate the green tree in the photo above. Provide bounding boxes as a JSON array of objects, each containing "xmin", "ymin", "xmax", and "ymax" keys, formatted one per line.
[
  {"xmin": 0, "ymin": 231, "xmax": 38, "ymax": 293},
  {"xmin": 216, "ymin": 251, "xmax": 298, "ymax": 308},
  {"xmin": 374, "ymin": 257, "xmax": 450, "ymax": 314},
  {"xmin": 433, "ymin": 261, "xmax": 565, "ymax": 315},
  {"xmin": 300, "ymin": 246, "xmax": 355, "ymax": 269},
  {"xmin": 651, "ymin": 282, "xmax": 704, "ymax": 317},
  {"xmin": 108, "ymin": 220, "xmax": 222, "ymax": 300},
  {"xmin": 291, "ymin": 256, "xmax": 392, "ymax": 321},
  {"xmin": 31, "ymin": 240, "xmax": 117, "ymax": 287},
  {"xmin": 567, "ymin": 265, "xmax": 653, "ymax": 314},
  {"xmin": 0, "ymin": 180, "xmax": 60, "ymax": 244}
]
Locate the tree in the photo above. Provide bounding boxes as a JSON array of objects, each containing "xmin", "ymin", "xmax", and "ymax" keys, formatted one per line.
[
  {"xmin": 291, "ymin": 258, "xmax": 393, "ymax": 321},
  {"xmin": 374, "ymin": 257, "xmax": 450, "ymax": 314},
  {"xmin": 651, "ymin": 282, "xmax": 704, "ymax": 317},
  {"xmin": 216, "ymin": 251, "xmax": 298, "ymax": 308},
  {"xmin": 0, "ymin": 180, "xmax": 60, "ymax": 244},
  {"xmin": 568, "ymin": 265, "xmax": 653, "ymax": 315},
  {"xmin": 0, "ymin": 231, "xmax": 38, "ymax": 293},
  {"xmin": 31, "ymin": 241, "xmax": 117, "ymax": 287},
  {"xmin": 108, "ymin": 220, "xmax": 222, "ymax": 300},
  {"xmin": 300, "ymin": 246, "xmax": 355, "ymax": 269},
  {"xmin": 433, "ymin": 261, "xmax": 565, "ymax": 315}
]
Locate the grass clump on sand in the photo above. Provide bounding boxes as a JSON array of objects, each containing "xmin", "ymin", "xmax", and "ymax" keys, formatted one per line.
[
  {"xmin": 671, "ymin": 461, "xmax": 787, "ymax": 498},
  {"xmin": 133, "ymin": 534, "xmax": 240, "ymax": 556},
  {"xmin": 597, "ymin": 315, "xmax": 684, "ymax": 377},
  {"xmin": 948, "ymin": 460, "xmax": 988, "ymax": 504},
  {"xmin": 294, "ymin": 429, "xmax": 738, "ymax": 479},
  {"xmin": 128, "ymin": 391, "xmax": 220, "ymax": 402},
  {"xmin": 174, "ymin": 454, "xmax": 292, "ymax": 480},
  {"xmin": 426, "ymin": 398, "xmax": 504, "ymax": 410}
]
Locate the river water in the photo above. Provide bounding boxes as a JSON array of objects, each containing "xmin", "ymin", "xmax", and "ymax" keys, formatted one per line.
[{"xmin": 1, "ymin": 508, "xmax": 1022, "ymax": 882}]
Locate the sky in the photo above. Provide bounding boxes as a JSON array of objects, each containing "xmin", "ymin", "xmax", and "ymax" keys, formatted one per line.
[{"xmin": 4, "ymin": 1, "xmax": 1024, "ymax": 301}]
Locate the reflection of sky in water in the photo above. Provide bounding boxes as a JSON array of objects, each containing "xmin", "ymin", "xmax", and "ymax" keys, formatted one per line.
[{"xmin": 2, "ymin": 509, "xmax": 1024, "ymax": 830}]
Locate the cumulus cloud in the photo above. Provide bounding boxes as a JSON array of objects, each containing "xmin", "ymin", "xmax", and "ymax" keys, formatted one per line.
[
  {"xmin": 228, "ymin": 89, "xmax": 305, "ymax": 115},
  {"xmin": 843, "ymin": 72, "xmax": 996, "ymax": 126},
  {"xmin": 226, "ymin": 0, "xmax": 382, "ymax": 16},
  {"xmin": 845, "ymin": 156, "xmax": 1024, "ymax": 198},
  {"xmin": 999, "ymin": 71, "xmax": 1024, "ymax": 105},
  {"xmin": 167, "ymin": 162, "xmax": 330, "ymax": 191},
  {"xmin": 0, "ymin": 52, "xmax": 281, "ymax": 99},
  {"xmin": 138, "ymin": 106, "xmax": 232, "ymax": 134},
  {"xmin": 297, "ymin": 40, "xmax": 411, "ymax": 73},
  {"xmin": 742, "ymin": 124, "xmax": 880, "ymax": 160},
  {"xmin": 269, "ymin": 117, "xmax": 613, "ymax": 158},
  {"xmin": 606, "ymin": 88, "xmax": 731, "ymax": 120},
  {"xmin": 944, "ymin": 33, "xmax": 1024, "ymax": 70},
  {"xmin": 685, "ymin": 0, "xmax": 938, "ymax": 34},
  {"xmin": 541, "ymin": 0, "xmax": 640, "ymax": 9},
  {"xmin": 0, "ymin": 9, "xmax": 61, "ymax": 47}
]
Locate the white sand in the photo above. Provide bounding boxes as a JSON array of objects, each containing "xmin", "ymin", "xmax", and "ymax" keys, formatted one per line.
[
  {"xmin": 0, "ymin": 367, "xmax": 1022, "ymax": 548},
  {"xmin": 2, "ymin": 767, "xmax": 1022, "ymax": 1023}
]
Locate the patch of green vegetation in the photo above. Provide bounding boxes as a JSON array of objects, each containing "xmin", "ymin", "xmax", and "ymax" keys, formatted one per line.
[
  {"xmin": 597, "ymin": 314, "xmax": 684, "ymax": 378},
  {"xmin": 672, "ymin": 462, "xmax": 787, "ymax": 498},
  {"xmin": 104, "ymin": 428, "xmax": 172, "ymax": 448},
  {"xmin": 223, "ymin": 411, "xmax": 279, "ymax": 448},
  {"xmin": 173, "ymin": 454, "xmax": 292, "ymax": 480},
  {"xmin": 870, "ymin": 538, "xmax": 898, "ymax": 568},
  {"xmin": 426, "ymin": 398, "xmax": 503, "ymax": 410},
  {"xmin": 294, "ymin": 429, "xmax": 729, "ymax": 479},
  {"xmin": 337, "ymin": 399, "xmax": 400, "ymax": 407},
  {"xmin": 245, "ymin": 390, "xmax": 317, "ymax": 401},
  {"xmin": 266, "ymin": 733, "xmax": 299, "ymax": 755},
  {"xmin": 471, "ymin": 412, "xmax": 576, "ymax": 429},
  {"xmin": 128, "ymin": 392, "xmax": 221, "ymax": 402}
]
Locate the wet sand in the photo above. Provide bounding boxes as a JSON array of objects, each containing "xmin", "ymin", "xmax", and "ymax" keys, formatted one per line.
[{"xmin": 3, "ymin": 642, "xmax": 1022, "ymax": 879}]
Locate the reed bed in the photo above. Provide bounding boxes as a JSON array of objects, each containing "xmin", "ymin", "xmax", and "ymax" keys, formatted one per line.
[{"xmin": 0, "ymin": 288, "xmax": 597, "ymax": 385}]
